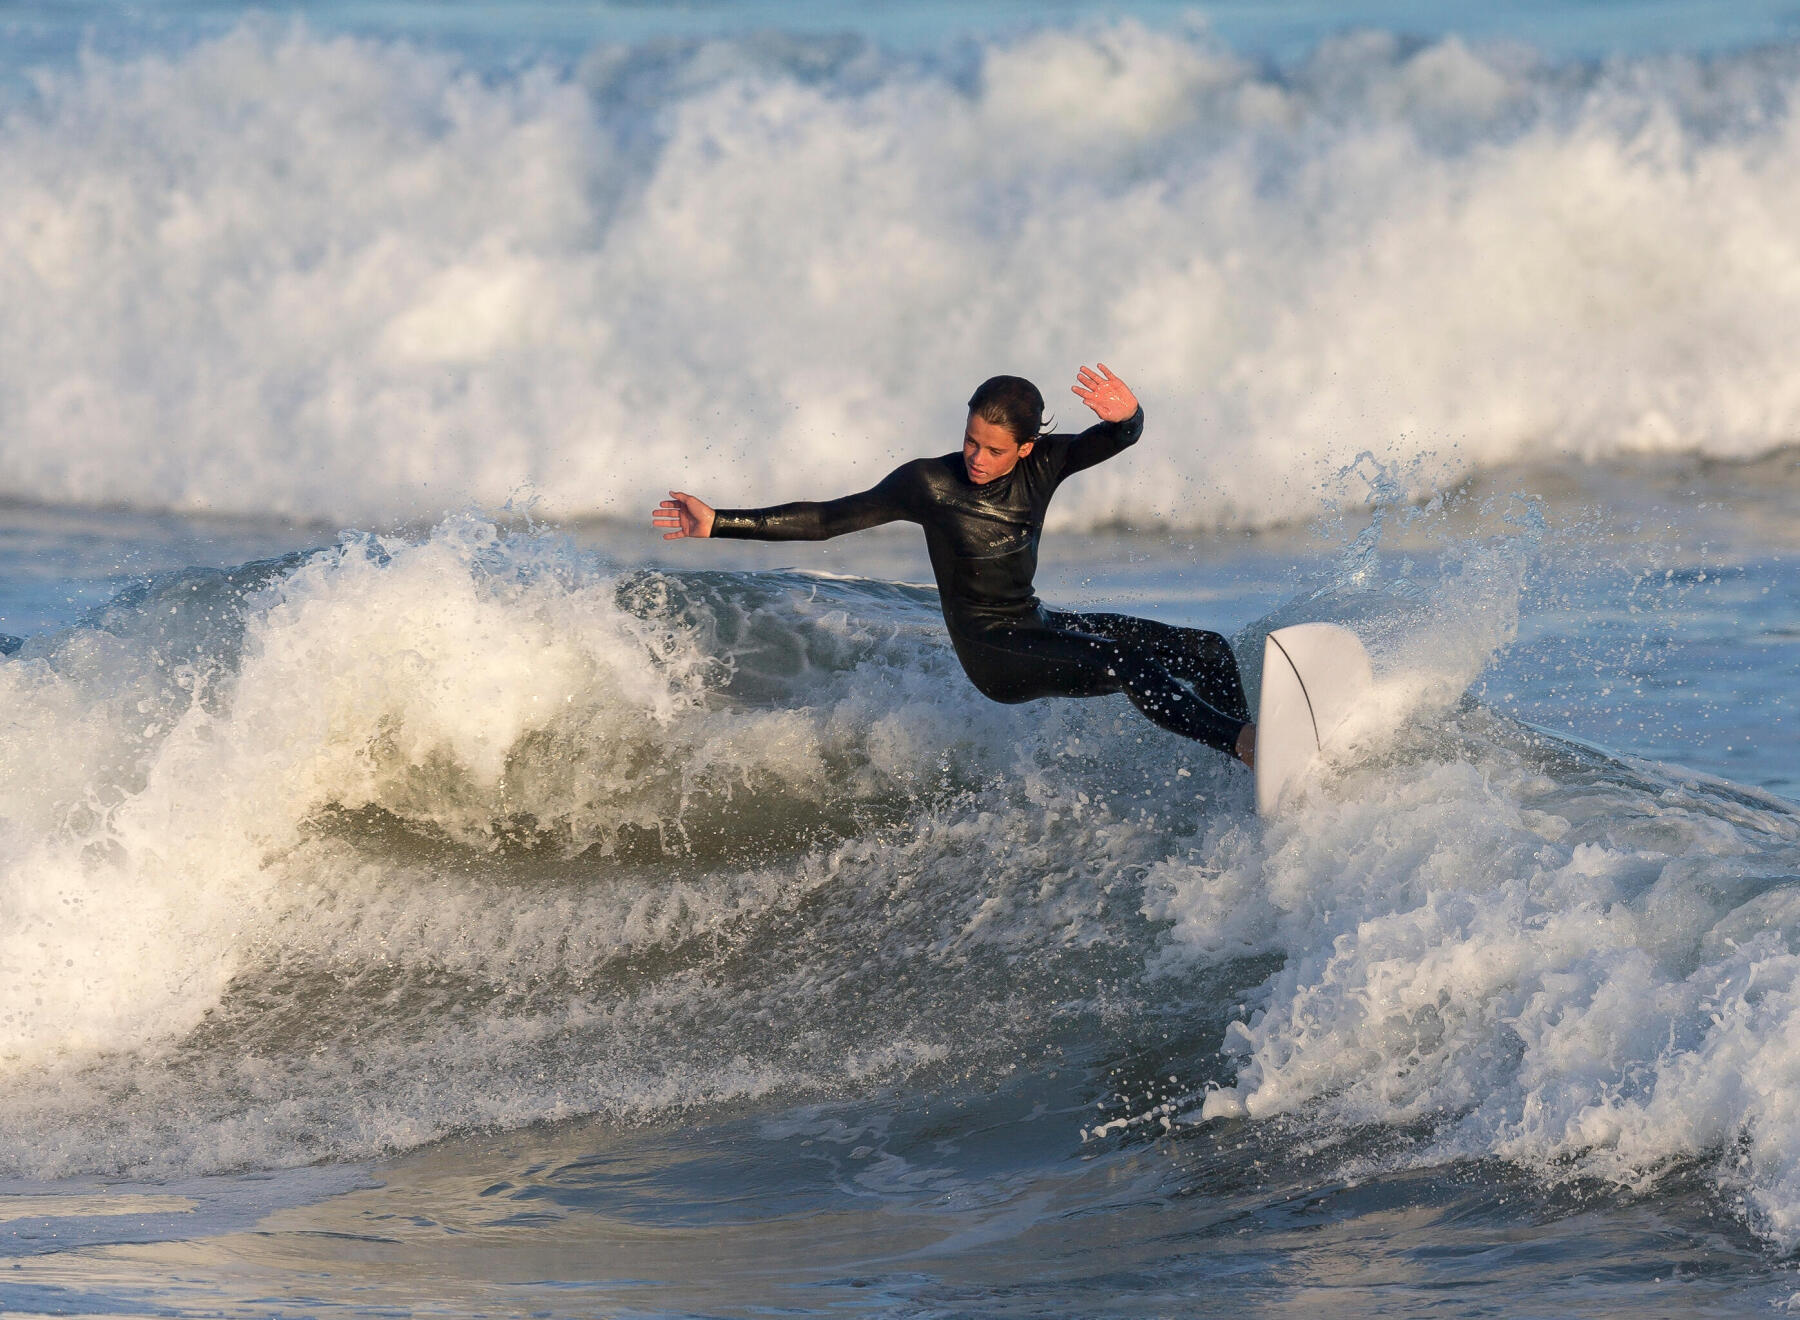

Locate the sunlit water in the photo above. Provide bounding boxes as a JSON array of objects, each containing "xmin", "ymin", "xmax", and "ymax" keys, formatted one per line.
[
  {"xmin": 2, "ymin": 454, "xmax": 1797, "ymax": 1314},
  {"xmin": 4, "ymin": 1, "xmax": 1800, "ymax": 1315}
]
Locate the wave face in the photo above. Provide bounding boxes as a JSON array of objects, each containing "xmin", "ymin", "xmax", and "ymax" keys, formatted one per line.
[
  {"xmin": 0, "ymin": 515, "xmax": 1210, "ymax": 1176},
  {"xmin": 4, "ymin": 23, "xmax": 1800, "ymax": 526},
  {"xmin": 4, "ymin": 512, "xmax": 1800, "ymax": 1259}
]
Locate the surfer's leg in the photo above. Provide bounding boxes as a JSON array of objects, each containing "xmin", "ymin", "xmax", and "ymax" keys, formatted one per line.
[
  {"xmin": 955, "ymin": 619, "xmax": 1245, "ymax": 756},
  {"xmin": 1110, "ymin": 648, "xmax": 1245, "ymax": 753},
  {"xmin": 1057, "ymin": 612, "xmax": 1250, "ymax": 723}
]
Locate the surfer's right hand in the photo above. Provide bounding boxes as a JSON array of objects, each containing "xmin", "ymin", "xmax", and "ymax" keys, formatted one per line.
[{"xmin": 653, "ymin": 491, "xmax": 716, "ymax": 539}]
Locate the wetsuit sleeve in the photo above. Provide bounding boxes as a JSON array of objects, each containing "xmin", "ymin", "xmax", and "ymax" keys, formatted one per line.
[
  {"xmin": 711, "ymin": 464, "xmax": 916, "ymax": 541},
  {"xmin": 1051, "ymin": 406, "xmax": 1144, "ymax": 481}
]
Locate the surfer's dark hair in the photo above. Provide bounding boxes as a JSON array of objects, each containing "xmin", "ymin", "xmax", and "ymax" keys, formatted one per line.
[{"xmin": 967, "ymin": 375, "xmax": 1048, "ymax": 446}]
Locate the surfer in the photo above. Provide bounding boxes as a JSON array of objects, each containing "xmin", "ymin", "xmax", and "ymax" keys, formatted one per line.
[{"xmin": 652, "ymin": 366, "xmax": 1256, "ymax": 766}]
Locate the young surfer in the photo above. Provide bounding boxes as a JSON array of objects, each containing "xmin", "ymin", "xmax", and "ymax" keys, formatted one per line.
[{"xmin": 651, "ymin": 365, "xmax": 1257, "ymax": 767}]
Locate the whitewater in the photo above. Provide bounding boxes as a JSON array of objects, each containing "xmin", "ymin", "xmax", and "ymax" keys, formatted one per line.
[
  {"xmin": 5, "ymin": 15, "xmax": 1800, "ymax": 527},
  {"xmin": 1, "ymin": 6, "xmax": 1799, "ymax": 1316}
]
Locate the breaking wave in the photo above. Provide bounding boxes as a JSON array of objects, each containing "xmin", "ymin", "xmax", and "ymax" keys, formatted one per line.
[
  {"xmin": 2, "ymin": 509, "xmax": 1799, "ymax": 1260},
  {"xmin": 4, "ymin": 23, "xmax": 1800, "ymax": 525}
]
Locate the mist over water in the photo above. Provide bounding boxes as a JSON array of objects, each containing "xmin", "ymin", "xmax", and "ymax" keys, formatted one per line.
[{"xmin": 4, "ymin": 21, "xmax": 1800, "ymax": 527}]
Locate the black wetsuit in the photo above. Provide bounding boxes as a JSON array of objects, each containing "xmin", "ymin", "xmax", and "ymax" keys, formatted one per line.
[{"xmin": 712, "ymin": 408, "xmax": 1250, "ymax": 755}]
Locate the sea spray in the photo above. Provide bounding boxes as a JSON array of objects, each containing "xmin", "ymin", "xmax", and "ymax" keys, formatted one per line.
[
  {"xmin": 0, "ymin": 515, "xmax": 1232, "ymax": 1176},
  {"xmin": 5, "ymin": 24, "xmax": 1800, "ymax": 525},
  {"xmin": 1151, "ymin": 507, "xmax": 1800, "ymax": 1250}
]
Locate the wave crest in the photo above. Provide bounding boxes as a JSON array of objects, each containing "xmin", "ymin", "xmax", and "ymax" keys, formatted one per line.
[
  {"xmin": 4, "ymin": 24, "xmax": 1800, "ymax": 526},
  {"xmin": 0, "ymin": 514, "xmax": 1017, "ymax": 1071}
]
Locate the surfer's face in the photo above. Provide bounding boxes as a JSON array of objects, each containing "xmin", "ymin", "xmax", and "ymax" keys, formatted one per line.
[{"xmin": 962, "ymin": 412, "xmax": 1033, "ymax": 485}]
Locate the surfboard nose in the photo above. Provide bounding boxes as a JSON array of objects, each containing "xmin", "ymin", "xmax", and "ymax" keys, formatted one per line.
[{"xmin": 1255, "ymin": 623, "xmax": 1375, "ymax": 816}]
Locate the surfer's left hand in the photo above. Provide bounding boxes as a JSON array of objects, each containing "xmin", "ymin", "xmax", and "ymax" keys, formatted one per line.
[{"xmin": 1072, "ymin": 363, "xmax": 1138, "ymax": 422}]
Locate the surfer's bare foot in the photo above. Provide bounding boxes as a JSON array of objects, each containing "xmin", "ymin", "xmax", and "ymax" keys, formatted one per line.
[{"xmin": 1235, "ymin": 722, "xmax": 1256, "ymax": 769}]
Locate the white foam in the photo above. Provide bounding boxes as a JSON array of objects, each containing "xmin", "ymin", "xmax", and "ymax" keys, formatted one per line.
[
  {"xmin": 0, "ymin": 516, "xmax": 982, "ymax": 1060},
  {"xmin": 0, "ymin": 512, "xmax": 1243, "ymax": 1177},
  {"xmin": 1154, "ymin": 696, "xmax": 1800, "ymax": 1249},
  {"xmin": 1127, "ymin": 494, "xmax": 1800, "ymax": 1249},
  {"xmin": 4, "ymin": 24, "xmax": 1800, "ymax": 527}
]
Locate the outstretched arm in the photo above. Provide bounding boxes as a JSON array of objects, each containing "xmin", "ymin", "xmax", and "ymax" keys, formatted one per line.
[
  {"xmin": 654, "ymin": 491, "xmax": 716, "ymax": 539},
  {"xmin": 1060, "ymin": 363, "xmax": 1144, "ymax": 478},
  {"xmin": 650, "ymin": 467, "xmax": 915, "ymax": 542},
  {"xmin": 1072, "ymin": 362, "xmax": 1138, "ymax": 422}
]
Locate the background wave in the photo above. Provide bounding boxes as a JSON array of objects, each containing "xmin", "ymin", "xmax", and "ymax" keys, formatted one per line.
[{"xmin": 4, "ymin": 22, "xmax": 1800, "ymax": 527}]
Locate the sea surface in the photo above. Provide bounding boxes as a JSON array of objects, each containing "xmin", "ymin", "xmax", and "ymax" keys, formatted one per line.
[{"xmin": 3, "ymin": 3, "xmax": 1800, "ymax": 1316}]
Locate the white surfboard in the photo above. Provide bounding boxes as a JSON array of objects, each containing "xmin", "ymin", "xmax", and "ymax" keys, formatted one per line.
[{"xmin": 1254, "ymin": 623, "xmax": 1374, "ymax": 816}]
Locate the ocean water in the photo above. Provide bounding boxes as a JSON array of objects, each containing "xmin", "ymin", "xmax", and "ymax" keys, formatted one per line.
[{"xmin": 2, "ymin": 3, "xmax": 1800, "ymax": 1316}]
